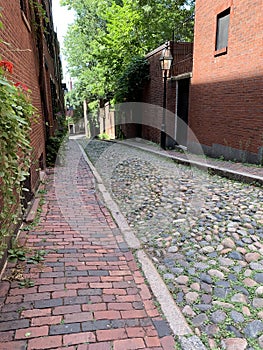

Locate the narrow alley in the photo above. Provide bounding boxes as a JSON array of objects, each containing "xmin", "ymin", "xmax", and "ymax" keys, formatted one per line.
[{"xmin": 0, "ymin": 140, "xmax": 178, "ymax": 350}]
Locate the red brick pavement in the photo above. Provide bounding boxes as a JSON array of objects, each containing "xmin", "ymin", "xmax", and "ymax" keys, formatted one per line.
[{"xmin": 0, "ymin": 141, "xmax": 176, "ymax": 350}]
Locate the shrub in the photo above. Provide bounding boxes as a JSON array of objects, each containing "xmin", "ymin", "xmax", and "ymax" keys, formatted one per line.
[
  {"xmin": 0, "ymin": 60, "xmax": 35, "ymax": 258},
  {"xmin": 97, "ymin": 133, "xmax": 110, "ymax": 140}
]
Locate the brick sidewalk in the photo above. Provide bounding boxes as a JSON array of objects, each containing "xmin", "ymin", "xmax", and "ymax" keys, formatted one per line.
[{"xmin": 0, "ymin": 141, "xmax": 176, "ymax": 350}]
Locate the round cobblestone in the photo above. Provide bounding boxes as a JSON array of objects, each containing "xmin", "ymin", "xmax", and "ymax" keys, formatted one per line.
[{"xmin": 211, "ymin": 310, "xmax": 227, "ymax": 324}]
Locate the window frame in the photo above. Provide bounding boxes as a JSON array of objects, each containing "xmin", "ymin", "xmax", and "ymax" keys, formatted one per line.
[
  {"xmin": 215, "ymin": 7, "xmax": 231, "ymax": 57},
  {"xmin": 20, "ymin": 0, "xmax": 32, "ymax": 32},
  {"xmin": 20, "ymin": 0, "xmax": 28, "ymax": 16}
]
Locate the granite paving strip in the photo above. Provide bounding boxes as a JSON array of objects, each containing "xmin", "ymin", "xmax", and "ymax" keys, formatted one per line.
[
  {"xmin": 78, "ymin": 142, "xmax": 196, "ymax": 339},
  {"xmin": 0, "ymin": 140, "xmax": 177, "ymax": 350},
  {"xmin": 121, "ymin": 138, "xmax": 263, "ymax": 184},
  {"xmin": 83, "ymin": 139, "xmax": 263, "ymax": 350}
]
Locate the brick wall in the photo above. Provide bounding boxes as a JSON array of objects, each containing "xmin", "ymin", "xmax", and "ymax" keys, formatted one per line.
[
  {"xmin": 142, "ymin": 42, "xmax": 193, "ymax": 112},
  {"xmin": 121, "ymin": 42, "xmax": 193, "ymax": 146},
  {"xmin": 0, "ymin": 0, "xmax": 64, "ymax": 191},
  {"xmin": 0, "ymin": 0, "xmax": 46, "ymax": 189},
  {"xmin": 0, "ymin": 0, "xmax": 64, "ymax": 259},
  {"xmin": 43, "ymin": 0, "xmax": 65, "ymax": 135},
  {"xmin": 189, "ymin": 0, "xmax": 263, "ymax": 163},
  {"xmin": 141, "ymin": 42, "xmax": 192, "ymax": 146}
]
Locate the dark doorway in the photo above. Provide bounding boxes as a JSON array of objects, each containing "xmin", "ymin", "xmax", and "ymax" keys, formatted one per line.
[{"xmin": 176, "ymin": 78, "xmax": 190, "ymax": 146}]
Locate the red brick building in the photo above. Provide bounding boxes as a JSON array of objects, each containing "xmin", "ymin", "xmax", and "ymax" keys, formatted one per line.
[
  {"xmin": 0, "ymin": 0, "xmax": 64, "ymax": 265},
  {"xmin": 188, "ymin": 0, "xmax": 263, "ymax": 163},
  {"xmin": 119, "ymin": 41, "xmax": 193, "ymax": 147},
  {"xmin": 0, "ymin": 0, "xmax": 64, "ymax": 194},
  {"xmin": 142, "ymin": 42, "xmax": 193, "ymax": 147}
]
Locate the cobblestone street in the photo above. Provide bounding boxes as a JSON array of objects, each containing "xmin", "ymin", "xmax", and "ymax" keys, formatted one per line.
[
  {"xmin": 0, "ymin": 138, "xmax": 262, "ymax": 350},
  {"xmin": 1, "ymin": 0, "xmax": 262, "ymax": 349},
  {"xmin": 84, "ymin": 139, "xmax": 263, "ymax": 350}
]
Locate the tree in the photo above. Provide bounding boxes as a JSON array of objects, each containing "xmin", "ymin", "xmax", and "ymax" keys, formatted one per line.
[{"xmin": 61, "ymin": 0, "xmax": 195, "ymax": 103}]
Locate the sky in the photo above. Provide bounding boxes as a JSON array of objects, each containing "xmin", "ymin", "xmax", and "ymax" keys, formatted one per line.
[{"xmin": 51, "ymin": 0, "xmax": 75, "ymax": 83}]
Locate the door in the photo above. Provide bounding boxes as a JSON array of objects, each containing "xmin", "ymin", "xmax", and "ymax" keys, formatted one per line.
[{"xmin": 176, "ymin": 78, "xmax": 190, "ymax": 146}]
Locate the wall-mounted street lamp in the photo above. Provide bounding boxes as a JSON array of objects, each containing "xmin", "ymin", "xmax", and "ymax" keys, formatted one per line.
[{"xmin": 159, "ymin": 42, "xmax": 173, "ymax": 149}]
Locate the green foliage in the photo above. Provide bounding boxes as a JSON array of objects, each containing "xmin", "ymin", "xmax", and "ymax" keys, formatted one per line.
[
  {"xmin": 0, "ymin": 66, "xmax": 34, "ymax": 258},
  {"xmin": 61, "ymin": 0, "xmax": 195, "ymax": 105},
  {"xmin": 46, "ymin": 136, "xmax": 62, "ymax": 166},
  {"xmin": 8, "ymin": 246, "xmax": 27, "ymax": 262},
  {"xmin": 55, "ymin": 111, "xmax": 67, "ymax": 132},
  {"xmin": 19, "ymin": 278, "xmax": 35, "ymax": 288},
  {"xmin": 29, "ymin": 0, "xmax": 49, "ymax": 31},
  {"xmin": 8, "ymin": 247, "xmax": 45, "ymax": 264},
  {"xmin": 65, "ymin": 90, "xmax": 84, "ymax": 123},
  {"xmin": 8, "ymin": 238, "xmax": 46, "ymax": 264},
  {"xmin": 97, "ymin": 132, "xmax": 110, "ymax": 140},
  {"xmin": 46, "ymin": 113, "xmax": 67, "ymax": 168},
  {"xmin": 114, "ymin": 56, "xmax": 149, "ymax": 103},
  {"xmin": 88, "ymin": 100, "xmax": 100, "ymax": 128},
  {"xmin": 46, "ymin": 129, "xmax": 67, "ymax": 167},
  {"xmin": 27, "ymin": 250, "xmax": 46, "ymax": 264}
]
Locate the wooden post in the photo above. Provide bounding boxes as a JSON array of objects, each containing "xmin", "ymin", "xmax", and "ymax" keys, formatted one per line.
[{"xmin": 83, "ymin": 99, "xmax": 89, "ymax": 137}]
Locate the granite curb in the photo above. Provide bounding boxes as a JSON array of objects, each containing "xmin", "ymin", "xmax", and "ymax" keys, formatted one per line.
[
  {"xmin": 78, "ymin": 141, "xmax": 208, "ymax": 349},
  {"xmin": 116, "ymin": 139, "xmax": 263, "ymax": 187},
  {"xmin": 80, "ymin": 137, "xmax": 263, "ymax": 349}
]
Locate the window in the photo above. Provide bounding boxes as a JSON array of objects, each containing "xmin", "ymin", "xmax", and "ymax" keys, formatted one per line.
[
  {"xmin": 215, "ymin": 8, "xmax": 230, "ymax": 53},
  {"xmin": 20, "ymin": 0, "xmax": 27, "ymax": 14},
  {"xmin": 20, "ymin": 0, "xmax": 31, "ymax": 31}
]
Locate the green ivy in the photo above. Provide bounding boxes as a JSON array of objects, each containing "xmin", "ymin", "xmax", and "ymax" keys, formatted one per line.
[
  {"xmin": 97, "ymin": 132, "xmax": 110, "ymax": 140},
  {"xmin": 29, "ymin": 0, "xmax": 49, "ymax": 32},
  {"xmin": 114, "ymin": 56, "xmax": 150, "ymax": 103},
  {"xmin": 0, "ymin": 66, "xmax": 35, "ymax": 258},
  {"xmin": 46, "ymin": 129, "xmax": 67, "ymax": 167}
]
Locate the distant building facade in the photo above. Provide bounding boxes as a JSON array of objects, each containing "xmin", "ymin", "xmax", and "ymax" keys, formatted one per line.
[{"xmin": 188, "ymin": 0, "xmax": 263, "ymax": 163}]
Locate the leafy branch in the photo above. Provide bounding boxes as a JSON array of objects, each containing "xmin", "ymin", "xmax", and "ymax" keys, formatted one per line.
[{"xmin": 0, "ymin": 59, "xmax": 35, "ymax": 258}]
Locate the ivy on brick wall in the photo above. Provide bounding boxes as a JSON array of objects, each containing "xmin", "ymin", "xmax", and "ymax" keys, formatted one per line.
[
  {"xmin": 114, "ymin": 56, "xmax": 150, "ymax": 103},
  {"xmin": 0, "ymin": 59, "xmax": 35, "ymax": 258},
  {"xmin": 29, "ymin": 0, "xmax": 49, "ymax": 30}
]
